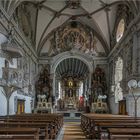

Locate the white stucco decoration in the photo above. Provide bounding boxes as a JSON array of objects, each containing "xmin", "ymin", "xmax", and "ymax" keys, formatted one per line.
[{"xmin": 114, "ymin": 57, "xmax": 123, "ymax": 103}]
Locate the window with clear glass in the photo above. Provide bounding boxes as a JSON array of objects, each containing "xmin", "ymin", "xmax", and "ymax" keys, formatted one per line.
[{"xmin": 116, "ymin": 19, "xmax": 125, "ymax": 42}]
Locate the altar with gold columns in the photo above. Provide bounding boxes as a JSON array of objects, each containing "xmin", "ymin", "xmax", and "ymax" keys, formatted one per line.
[{"xmin": 57, "ymin": 77, "xmax": 84, "ymax": 111}]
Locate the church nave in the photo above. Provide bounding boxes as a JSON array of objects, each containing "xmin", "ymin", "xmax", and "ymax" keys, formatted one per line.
[{"xmin": 0, "ymin": 0, "xmax": 140, "ymax": 139}]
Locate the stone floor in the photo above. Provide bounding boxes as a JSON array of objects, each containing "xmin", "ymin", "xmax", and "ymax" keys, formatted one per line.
[{"xmin": 57, "ymin": 120, "xmax": 86, "ymax": 140}]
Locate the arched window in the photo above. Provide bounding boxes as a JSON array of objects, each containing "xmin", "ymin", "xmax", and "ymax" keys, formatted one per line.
[
  {"xmin": 114, "ymin": 57, "xmax": 123, "ymax": 103},
  {"xmin": 116, "ymin": 19, "xmax": 125, "ymax": 42}
]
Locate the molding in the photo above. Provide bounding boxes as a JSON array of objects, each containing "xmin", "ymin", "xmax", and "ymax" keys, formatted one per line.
[{"xmin": 50, "ymin": 51, "xmax": 94, "ymax": 74}]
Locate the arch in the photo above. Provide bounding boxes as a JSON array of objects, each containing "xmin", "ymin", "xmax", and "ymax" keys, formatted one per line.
[
  {"xmin": 51, "ymin": 51, "xmax": 93, "ymax": 75},
  {"xmin": 51, "ymin": 51, "xmax": 93, "ymax": 97}
]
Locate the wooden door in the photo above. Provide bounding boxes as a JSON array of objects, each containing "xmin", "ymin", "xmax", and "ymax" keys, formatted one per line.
[
  {"xmin": 119, "ymin": 99, "xmax": 127, "ymax": 115},
  {"xmin": 17, "ymin": 100, "xmax": 25, "ymax": 114}
]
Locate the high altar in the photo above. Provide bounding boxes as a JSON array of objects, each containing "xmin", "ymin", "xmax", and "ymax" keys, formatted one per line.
[{"xmin": 57, "ymin": 77, "xmax": 84, "ymax": 111}]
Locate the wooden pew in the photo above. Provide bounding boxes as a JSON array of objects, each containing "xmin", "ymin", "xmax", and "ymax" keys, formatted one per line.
[
  {"xmin": 0, "ymin": 113, "xmax": 63, "ymax": 140},
  {"xmin": 96, "ymin": 122, "xmax": 140, "ymax": 139},
  {"xmin": 85, "ymin": 120, "xmax": 140, "ymax": 139},
  {"xmin": 0, "ymin": 135, "xmax": 37, "ymax": 140},
  {"xmin": 0, "ymin": 119, "xmax": 59, "ymax": 136},
  {"xmin": 0, "ymin": 122, "xmax": 50, "ymax": 139},
  {"xmin": 1, "ymin": 113, "xmax": 63, "ymax": 129},
  {"xmin": 0, "ymin": 127, "xmax": 40, "ymax": 140},
  {"xmin": 108, "ymin": 128, "xmax": 140, "ymax": 140},
  {"xmin": 81, "ymin": 113, "xmax": 140, "ymax": 139}
]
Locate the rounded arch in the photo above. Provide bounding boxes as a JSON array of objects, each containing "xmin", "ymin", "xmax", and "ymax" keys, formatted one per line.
[{"xmin": 51, "ymin": 51, "xmax": 93, "ymax": 75}]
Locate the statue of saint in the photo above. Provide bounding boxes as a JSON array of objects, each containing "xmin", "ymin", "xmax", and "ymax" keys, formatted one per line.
[{"xmin": 115, "ymin": 82, "xmax": 123, "ymax": 103}]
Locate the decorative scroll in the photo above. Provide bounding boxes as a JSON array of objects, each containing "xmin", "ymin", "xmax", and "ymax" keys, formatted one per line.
[
  {"xmin": 42, "ymin": 21, "xmax": 105, "ymax": 57},
  {"xmin": 114, "ymin": 57, "xmax": 123, "ymax": 103}
]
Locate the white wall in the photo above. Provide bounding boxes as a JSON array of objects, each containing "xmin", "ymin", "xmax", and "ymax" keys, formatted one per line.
[
  {"xmin": 109, "ymin": 92, "xmax": 140, "ymax": 117},
  {"xmin": 0, "ymin": 90, "xmax": 33, "ymax": 116},
  {"xmin": 109, "ymin": 95, "xmax": 119, "ymax": 114},
  {"xmin": 0, "ymin": 87, "xmax": 7, "ymax": 116},
  {"xmin": 126, "ymin": 93, "xmax": 140, "ymax": 117},
  {"xmin": 9, "ymin": 91, "xmax": 33, "ymax": 115}
]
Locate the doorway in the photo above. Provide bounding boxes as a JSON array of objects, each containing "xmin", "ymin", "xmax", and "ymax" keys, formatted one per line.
[{"xmin": 16, "ymin": 99, "xmax": 25, "ymax": 114}]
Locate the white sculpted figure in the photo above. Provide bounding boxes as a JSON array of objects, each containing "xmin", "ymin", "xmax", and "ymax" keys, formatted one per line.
[{"xmin": 115, "ymin": 82, "xmax": 123, "ymax": 103}]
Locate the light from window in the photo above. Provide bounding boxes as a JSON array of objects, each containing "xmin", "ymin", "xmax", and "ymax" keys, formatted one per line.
[
  {"xmin": 116, "ymin": 19, "xmax": 125, "ymax": 42},
  {"xmin": 58, "ymin": 82, "xmax": 62, "ymax": 99}
]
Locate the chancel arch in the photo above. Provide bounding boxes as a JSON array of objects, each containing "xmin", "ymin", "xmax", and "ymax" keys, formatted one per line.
[
  {"xmin": 55, "ymin": 57, "xmax": 90, "ymax": 111},
  {"xmin": 50, "ymin": 52, "xmax": 93, "ymax": 97},
  {"xmin": 51, "ymin": 52, "xmax": 93, "ymax": 74}
]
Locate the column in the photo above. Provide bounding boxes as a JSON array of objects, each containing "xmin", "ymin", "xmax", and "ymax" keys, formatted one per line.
[
  {"xmin": 132, "ymin": 32, "xmax": 138, "ymax": 74},
  {"xmin": 88, "ymin": 72, "xmax": 92, "ymax": 94},
  {"xmin": 51, "ymin": 73, "xmax": 55, "ymax": 96},
  {"xmin": 137, "ymin": 32, "xmax": 140, "ymax": 73}
]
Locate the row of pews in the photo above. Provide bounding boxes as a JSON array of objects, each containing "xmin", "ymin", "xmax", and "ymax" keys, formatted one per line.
[
  {"xmin": 81, "ymin": 113, "xmax": 140, "ymax": 140},
  {"xmin": 0, "ymin": 113, "xmax": 63, "ymax": 140}
]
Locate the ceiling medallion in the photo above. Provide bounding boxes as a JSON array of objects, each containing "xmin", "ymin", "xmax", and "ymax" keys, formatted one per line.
[{"xmin": 66, "ymin": 0, "xmax": 81, "ymax": 9}]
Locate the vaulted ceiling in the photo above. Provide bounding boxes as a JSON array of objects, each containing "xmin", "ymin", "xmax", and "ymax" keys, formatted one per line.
[
  {"xmin": 1, "ymin": 0, "xmax": 139, "ymax": 57},
  {"xmin": 56, "ymin": 58, "xmax": 89, "ymax": 79}
]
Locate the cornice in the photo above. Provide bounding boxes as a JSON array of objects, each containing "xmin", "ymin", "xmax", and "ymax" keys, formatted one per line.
[{"xmin": 38, "ymin": 50, "xmax": 108, "ymax": 65}]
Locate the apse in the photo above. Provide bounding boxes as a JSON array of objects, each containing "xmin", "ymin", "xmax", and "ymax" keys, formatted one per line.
[{"xmin": 55, "ymin": 57, "xmax": 89, "ymax": 111}]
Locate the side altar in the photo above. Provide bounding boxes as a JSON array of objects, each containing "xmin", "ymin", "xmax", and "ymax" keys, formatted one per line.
[
  {"xmin": 90, "ymin": 65, "xmax": 109, "ymax": 113},
  {"xmin": 34, "ymin": 95, "xmax": 53, "ymax": 113},
  {"xmin": 34, "ymin": 68, "xmax": 54, "ymax": 113}
]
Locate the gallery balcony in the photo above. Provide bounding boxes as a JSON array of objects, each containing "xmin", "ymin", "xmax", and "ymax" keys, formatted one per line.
[{"xmin": 1, "ymin": 41, "xmax": 23, "ymax": 58}]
